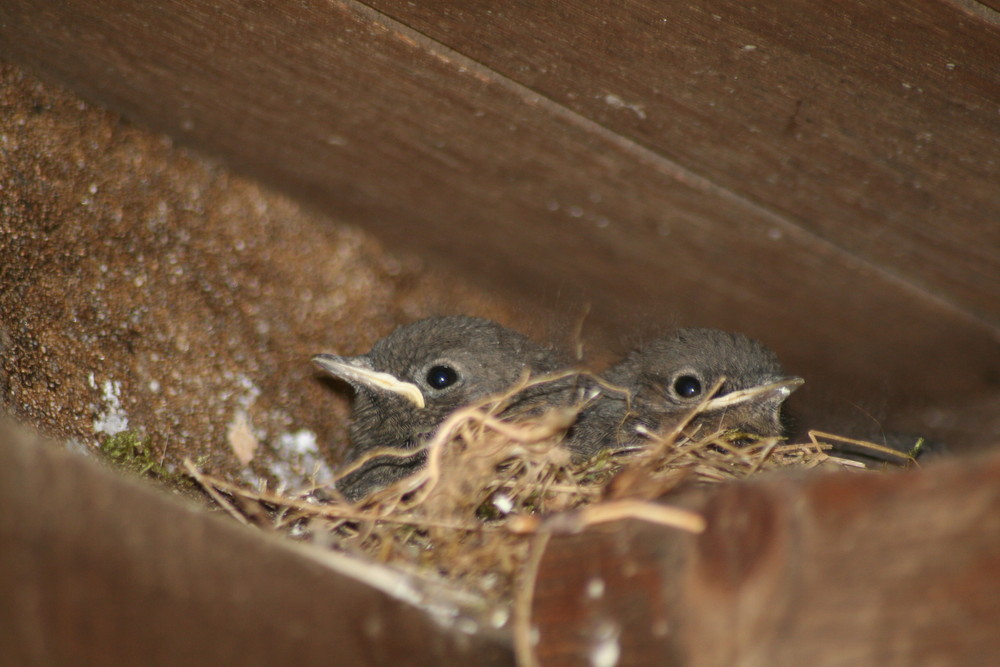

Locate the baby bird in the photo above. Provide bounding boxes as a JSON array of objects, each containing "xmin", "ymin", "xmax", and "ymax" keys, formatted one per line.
[
  {"xmin": 314, "ymin": 316, "xmax": 569, "ymax": 500},
  {"xmin": 570, "ymin": 328, "xmax": 803, "ymax": 458}
]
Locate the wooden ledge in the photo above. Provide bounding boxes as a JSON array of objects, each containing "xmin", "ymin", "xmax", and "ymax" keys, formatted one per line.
[{"xmin": 531, "ymin": 453, "xmax": 1000, "ymax": 665}]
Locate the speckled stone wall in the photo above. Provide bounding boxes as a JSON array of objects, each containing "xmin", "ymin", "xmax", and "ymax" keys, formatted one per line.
[{"xmin": 0, "ymin": 62, "xmax": 558, "ymax": 488}]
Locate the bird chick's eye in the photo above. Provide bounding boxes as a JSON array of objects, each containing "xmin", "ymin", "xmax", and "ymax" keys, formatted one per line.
[
  {"xmin": 673, "ymin": 374, "xmax": 702, "ymax": 399},
  {"xmin": 426, "ymin": 365, "xmax": 459, "ymax": 390}
]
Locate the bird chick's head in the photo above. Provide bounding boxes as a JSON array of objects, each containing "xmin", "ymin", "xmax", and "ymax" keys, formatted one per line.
[
  {"xmin": 314, "ymin": 315, "xmax": 565, "ymax": 457},
  {"xmin": 607, "ymin": 328, "xmax": 802, "ymax": 439}
]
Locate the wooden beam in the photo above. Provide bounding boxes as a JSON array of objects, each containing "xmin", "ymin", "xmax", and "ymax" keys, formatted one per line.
[
  {"xmin": 0, "ymin": 425, "xmax": 513, "ymax": 665},
  {"xmin": 530, "ymin": 453, "xmax": 1000, "ymax": 665},
  {"xmin": 2, "ymin": 1, "xmax": 999, "ymax": 443},
  {"xmin": 965, "ymin": 1, "xmax": 1000, "ymax": 17},
  {"xmin": 368, "ymin": 0, "xmax": 1000, "ymax": 327}
]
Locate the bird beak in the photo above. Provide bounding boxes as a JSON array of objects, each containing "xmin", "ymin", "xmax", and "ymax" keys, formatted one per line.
[
  {"xmin": 703, "ymin": 376, "xmax": 804, "ymax": 412},
  {"xmin": 312, "ymin": 353, "xmax": 426, "ymax": 409}
]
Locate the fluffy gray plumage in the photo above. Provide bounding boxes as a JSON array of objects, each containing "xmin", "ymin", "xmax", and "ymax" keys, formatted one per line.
[
  {"xmin": 316, "ymin": 316, "xmax": 570, "ymax": 500},
  {"xmin": 569, "ymin": 328, "xmax": 800, "ymax": 458}
]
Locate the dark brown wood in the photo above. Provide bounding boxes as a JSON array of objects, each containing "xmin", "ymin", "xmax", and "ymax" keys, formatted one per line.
[
  {"xmin": 966, "ymin": 0, "xmax": 1000, "ymax": 16},
  {"xmin": 1, "ymin": 0, "xmax": 999, "ymax": 446},
  {"xmin": 531, "ymin": 454, "xmax": 1000, "ymax": 665},
  {"xmin": 0, "ymin": 425, "xmax": 513, "ymax": 666},
  {"xmin": 367, "ymin": 0, "xmax": 1000, "ymax": 327}
]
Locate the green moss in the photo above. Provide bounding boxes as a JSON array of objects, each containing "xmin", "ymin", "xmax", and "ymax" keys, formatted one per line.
[
  {"xmin": 98, "ymin": 431, "xmax": 205, "ymax": 491},
  {"xmin": 99, "ymin": 431, "xmax": 164, "ymax": 476}
]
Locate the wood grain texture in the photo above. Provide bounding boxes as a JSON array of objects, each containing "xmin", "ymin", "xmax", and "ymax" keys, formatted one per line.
[
  {"xmin": 1, "ymin": 0, "xmax": 998, "ymax": 444},
  {"xmin": 960, "ymin": 0, "xmax": 1000, "ymax": 17},
  {"xmin": 0, "ymin": 427, "xmax": 512, "ymax": 666},
  {"xmin": 367, "ymin": 0, "xmax": 1000, "ymax": 326},
  {"xmin": 531, "ymin": 454, "xmax": 1000, "ymax": 665}
]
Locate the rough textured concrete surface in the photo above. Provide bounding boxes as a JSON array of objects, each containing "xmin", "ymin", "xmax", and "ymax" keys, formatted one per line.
[{"xmin": 0, "ymin": 62, "xmax": 543, "ymax": 489}]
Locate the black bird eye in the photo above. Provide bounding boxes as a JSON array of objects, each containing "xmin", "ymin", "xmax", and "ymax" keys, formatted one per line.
[
  {"xmin": 426, "ymin": 365, "xmax": 459, "ymax": 390},
  {"xmin": 673, "ymin": 375, "xmax": 702, "ymax": 399}
]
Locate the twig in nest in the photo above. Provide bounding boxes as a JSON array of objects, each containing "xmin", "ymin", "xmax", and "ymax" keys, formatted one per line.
[
  {"xmin": 507, "ymin": 499, "xmax": 706, "ymax": 535},
  {"xmin": 808, "ymin": 430, "xmax": 915, "ymax": 464},
  {"xmin": 184, "ymin": 458, "xmax": 249, "ymax": 526},
  {"xmin": 513, "ymin": 529, "xmax": 550, "ymax": 667}
]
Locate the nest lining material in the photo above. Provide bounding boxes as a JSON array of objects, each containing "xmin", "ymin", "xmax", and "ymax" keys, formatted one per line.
[{"xmin": 185, "ymin": 372, "xmax": 916, "ymax": 618}]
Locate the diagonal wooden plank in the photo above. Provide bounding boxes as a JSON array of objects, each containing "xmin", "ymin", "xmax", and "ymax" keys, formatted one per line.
[
  {"xmin": 1, "ymin": 0, "xmax": 998, "ymax": 442},
  {"xmin": 0, "ymin": 424, "xmax": 514, "ymax": 665},
  {"xmin": 959, "ymin": 0, "xmax": 1000, "ymax": 17},
  {"xmin": 366, "ymin": 0, "xmax": 1000, "ymax": 327}
]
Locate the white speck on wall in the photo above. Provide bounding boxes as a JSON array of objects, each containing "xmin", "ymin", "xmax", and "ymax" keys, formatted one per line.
[
  {"xmin": 271, "ymin": 429, "xmax": 334, "ymax": 488},
  {"xmin": 590, "ymin": 620, "xmax": 621, "ymax": 667},
  {"xmin": 93, "ymin": 378, "xmax": 129, "ymax": 436},
  {"xmin": 768, "ymin": 228, "xmax": 783, "ymax": 240},
  {"xmin": 603, "ymin": 93, "xmax": 647, "ymax": 120},
  {"xmin": 234, "ymin": 374, "xmax": 262, "ymax": 411},
  {"xmin": 587, "ymin": 577, "xmax": 606, "ymax": 599},
  {"xmin": 742, "ymin": 44, "xmax": 758, "ymax": 51},
  {"xmin": 239, "ymin": 468, "xmax": 267, "ymax": 490},
  {"xmin": 278, "ymin": 429, "xmax": 319, "ymax": 455}
]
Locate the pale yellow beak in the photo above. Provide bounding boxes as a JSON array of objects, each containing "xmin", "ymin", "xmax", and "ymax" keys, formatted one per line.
[
  {"xmin": 703, "ymin": 376, "xmax": 804, "ymax": 411},
  {"xmin": 312, "ymin": 354, "xmax": 425, "ymax": 409}
]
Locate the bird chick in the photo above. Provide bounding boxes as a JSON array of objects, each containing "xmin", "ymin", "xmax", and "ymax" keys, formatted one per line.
[
  {"xmin": 314, "ymin": 316, "xmax": 570, "ymax": 500},
  {"xmin": 570, "ymin": 328, "xmax": 803, "ymax": 458}
]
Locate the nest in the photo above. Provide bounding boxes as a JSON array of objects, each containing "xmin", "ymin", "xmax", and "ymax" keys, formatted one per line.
[{"xmin": 185, "ymin": 373, "xmax": 918, "ymax": 617}]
